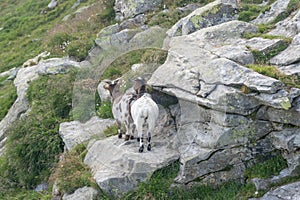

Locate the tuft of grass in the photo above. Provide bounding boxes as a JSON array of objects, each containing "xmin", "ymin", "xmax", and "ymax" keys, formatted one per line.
[
  {"xmin": 123, "ymin": 161, "xmax": 180, "ymax": 200},
  {"xmin": 0, "ymin": 78, "xmax": 17, "ymax": 121},
  {"xmin": 273, "ymin": 0, "xmax": 300, "ymax": 23},
  {"xmin": 247, "ymin": 64, "xmax": 300, "ymax": 89},
  {"xmin": 248, "ymin": 40, "xmax": 290, "ymax": 65},
  {"xmin": 49, "ymin": 144, "xmax": 98, "ymax": 195},
  {"xmin": 244, "ymin": 154, "xmax": 288, "ymax": 180},
  {"xmin": 103, "ymin": 124, "xmax": 119, "ymax": 138},
  {"xmin": 96, "ymin": 101, "xmax": 114, "ymax": 119},
  {"xmin": 101, "ymin": 48, "xmax": 167, "ymax": 80}
]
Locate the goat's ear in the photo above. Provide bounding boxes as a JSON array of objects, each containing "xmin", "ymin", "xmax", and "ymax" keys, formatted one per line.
[
  {"xmin": 112, "ymin": 78, "xmax": 120, "ymax": 85},
  {"xmin": 103, "ymin": 83, "xmax": 110, "ymax": 90}
]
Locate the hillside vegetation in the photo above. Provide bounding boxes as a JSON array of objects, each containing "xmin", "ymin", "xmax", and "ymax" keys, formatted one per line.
[{"xmin": 0, "ymin": 0, "xmax": 300, "ymax": 199}]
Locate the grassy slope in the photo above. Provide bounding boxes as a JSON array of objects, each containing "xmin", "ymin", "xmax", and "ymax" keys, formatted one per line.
[{"xmin": 0, "ymin": 0, "xmax": 299, "ymax": 199}]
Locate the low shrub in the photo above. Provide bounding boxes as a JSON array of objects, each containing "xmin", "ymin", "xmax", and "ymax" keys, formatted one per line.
[
  {"xmin": 96, "ymin": 101, "xmax": 114, "ymax": 119},
  {"xmin": 0, "ymin": 78, "xmax": 17, "ymax": 121}
]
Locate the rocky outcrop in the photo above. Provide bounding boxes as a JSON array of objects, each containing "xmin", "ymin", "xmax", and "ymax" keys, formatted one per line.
[
  {"xmin": 0, "ymin": 57, "xmax": 80, "ymax": 155},
  {"xmin": 59, "ymin": 116, "xmax": 115, "ymax": 151},
  {"xmin": 114, "ymin": 0, "xmax": 162, "ymax": 21},
  {"xmin": 164, "ymin": 0, "xmax": 238, "ymax": 48},
  {"xmin": 251, "ymin": 0, "xmax": 290, "ymax": 24},
  {"xmin": 148, "ymin": 20, "xmax": 300, "ymax": 184}
]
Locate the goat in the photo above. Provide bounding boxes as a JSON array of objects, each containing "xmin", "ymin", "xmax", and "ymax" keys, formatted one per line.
[
  {"xmin": 104, "ymin": 77, "xmax": 159, "ymax": 152},
  {"xmin": 131, "ymin": 92, "xmax": 159, "ymax": 152},
  {"xmin": 103, "ymin": 78, "xmax": 135, "ymax": 141}
]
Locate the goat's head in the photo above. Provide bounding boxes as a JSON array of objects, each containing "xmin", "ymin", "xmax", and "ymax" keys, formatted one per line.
[
  {"xmin": 103, "ymin": 78, "xmax": 121, "ymax": 100},
  {"xmin": 133, "ymin": 77, "xmax": 146, "ymax": 97}
]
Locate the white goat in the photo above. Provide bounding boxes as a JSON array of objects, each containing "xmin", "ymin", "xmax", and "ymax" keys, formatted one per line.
[
  {"xmin": 131, "ymin": 93, "xmax": 159, "ymax": 152},
  {"xmin": 103, "ymin": 77, "xmax": 159, "ymax": 152}
]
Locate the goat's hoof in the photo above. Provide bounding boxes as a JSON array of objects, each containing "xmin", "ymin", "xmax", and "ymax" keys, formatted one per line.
[
  {"xmin": 137, "ymin": 137, "xmax": 140, "ymax": 142},
  {"xmin": 130, "ymin": 135, "xmax": 134, "ymax": 140},
  {"xmin": 118, "ymin": 133, "xmax": 122, "ymax": 139},
  {"xmin": 124, "ymin": 135, "xmax": 130, "ymax": 141},
  {"xmin": 139, "ymin": 145, "xmax": 144, "ymax": 153},
  {"xmin": 147, "ymin": 144, "xmax": 151, "ymax": 151}
]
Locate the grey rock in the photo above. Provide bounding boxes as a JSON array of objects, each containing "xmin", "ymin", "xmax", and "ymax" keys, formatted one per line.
[
  {"xmin": 251, "ymin": 181, "xmax": 300, "ymax": 200},
  {"xmin": 114, "ymin": 0, "xmax": 162, "ymax": 21},
  {"xmin": 251, "ymin": 178, "xmax": 270, "ymax": 191},
  {"xmin": 270, "ymin": 33, "xmax": 300, "ymax": 66},
  {"xmin": 257, "ymin": 106, "xmax": 300, "ymax": 126},
  {"xmin": 84, "ymin": 135, "xmax": 179, "ymax": 196},
  {"xmin": 48, "ymin": 0, "xmax": 58, "ymax": 9},
  {"xmin": 241, "ymin": 37, "xmax": 286, "ymax": 55},
  {"xmin": 97, "ymin": 81, "xmax": 112, "ymax": 102},
  {"xmin": 268, "ymin": 10, "xmax": 300, "ymax": 37},
  {"xmin": 119, "ymin": 14, "xmax": 146, "ymax": 30},
  {"xmin": 166, "ymin": 0, "xmax": 238, "ymax": 38},
  {"xmin": 59, "ymin": 116, "xmax": 115, "ymax": 151},
  {"xmin": 251, "ymin": 0, "xmax": 290, "ymax": 24},
  {"xmin": 278, "ymin": 62, "xmax": 300, "ymax": 76},
  {"xmin": 38, "ymin": 58, "xmax": 80, "ymax": 75},
  {"xmin": 62, "ymin": 186, "xmax": 98, "ymax": 200}
]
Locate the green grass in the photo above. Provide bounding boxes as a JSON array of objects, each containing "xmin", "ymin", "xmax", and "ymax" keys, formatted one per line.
[
  {"xmin": 101, "ymin": 48, "xmax": 167, "ymax": 81},
  {"xmin": 1, "ymin": 70, "xmax": 76, "ymax": 190},
  {"xmin": 244, "ymin": 154, "xmax": 288, "ymax": 180},
  {"xmin": 49, "ymin": 143, "xmax": 98, "ymax": 195},
  {"xmin": 247, "ymin": 64, "xmax": 300, "ymax": 89},
  {"xmin": 96, "ymin": 101, "xmax": 114, "ymax": 119},
  {"xmin": 0, "ymin": 0, "xmax": 114, "ymax": 73},
  {"xmin": 0, "ymin": 77, "xmax": 17, "ymax": 121},
  {"xmin": 103, "ymin": 124, "xmax": 119, "ymax": 138}
]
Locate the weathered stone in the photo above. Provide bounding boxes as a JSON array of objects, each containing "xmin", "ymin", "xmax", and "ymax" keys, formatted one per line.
[
  {"xmin": 62, "ymin": 186, "xmax": 98, "ymax": 200},
  {"xmin": 250, "ymin": 181, "xmax": 300, "ymax": 200},
  {"xmin": 59, "ymin": 116, "xmax": 115, "ymax": 151},
  {"xmin": 48, "ymin": 0, "xmax": 58, "ymax": 9},
  {"xmin": 270, "ymin": 33, "xmax": 300, "ymax": 66},
  {"xmin": 278, "ymin": 62, "xmax": 300, "ymax": 76},
  {"xmin": 268, "ymin": 10, "xmax": 300, "ymax": 37},
  {"xmin": 114, "ymin": 0, "xmax": 162, "ymax": 21},
  {"xmin": 257, "ymin": 106, "xmax": 300, "ymax": 126},
  {"xmin": 119, "ymin": 14, "xmax": 146, "ymax": 30},
  {"xmin": 84, "ymin": 135, "xmax": 179, "ymax": 196},
  {"xmin": 166, "ymin": 0, "xmax": 238, "ymax": 38},
  {"xmin": 211, "ymin": 45, "xmax": 254, "ymax": 65},
  {"xmin": 38, "ymin": 58, "xmax": 80, "ymax": 75},
  {"xmin": 241, "ymin": 37, "xmax": 286, "ymax": 55},
  {"xmin": 251, "ymin": 0, "xmax": 290, "ymax": 24},
  {"xmin": 97, "ymin": 81, "xmax": 112, "ymax": 102}
]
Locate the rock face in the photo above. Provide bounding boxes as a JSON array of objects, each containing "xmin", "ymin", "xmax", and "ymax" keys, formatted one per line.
[
  {"xmin": 148, "ymin": 19, "xmax": 300, "ymax": 184},
  {"xmin": 59, "ymin": 116, "xmax": 115, "ymax": 151},
  {"xmin": 164, "ymin": 0, "xmax": 238, "ymax": 48},
  {"xmin": 114, "ymin": 0, "xmax": 162, "ymax": 21}
]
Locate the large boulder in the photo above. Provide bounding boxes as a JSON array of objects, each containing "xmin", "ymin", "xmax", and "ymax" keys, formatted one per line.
[
  {"xmin": 114, "ymin": 0, "xmax": 162, "ymax": 21},
  {"xmin": 148, "ymin": 20, "xmax": 300, "ymax": 184},
  {"xmin": 62, "ymin": 187, "xmax": 98, "ymax": 200},
  {"xmin": 164, "ymin": 0, "xmax": 238, "ymax": 48},
  {"xmin": 59, "ymin": 116, "xmax": 115, "ymax": 151}
]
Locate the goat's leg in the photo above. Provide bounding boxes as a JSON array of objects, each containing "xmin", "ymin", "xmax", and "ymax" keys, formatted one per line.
[
  {"xmin": 117, "ymin": 120, "xmax": 122, "ymax": 139},
  {"xmin": 147, "ymin": 132, "xmax": 151, "ymax": 151},
  {"xmin": 124, "ymin": 122, "xmax": 130, "ymax": 141},
  {"xmin": 136, "ymin": 123, "xmax": 144, "ymax": 153}
]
